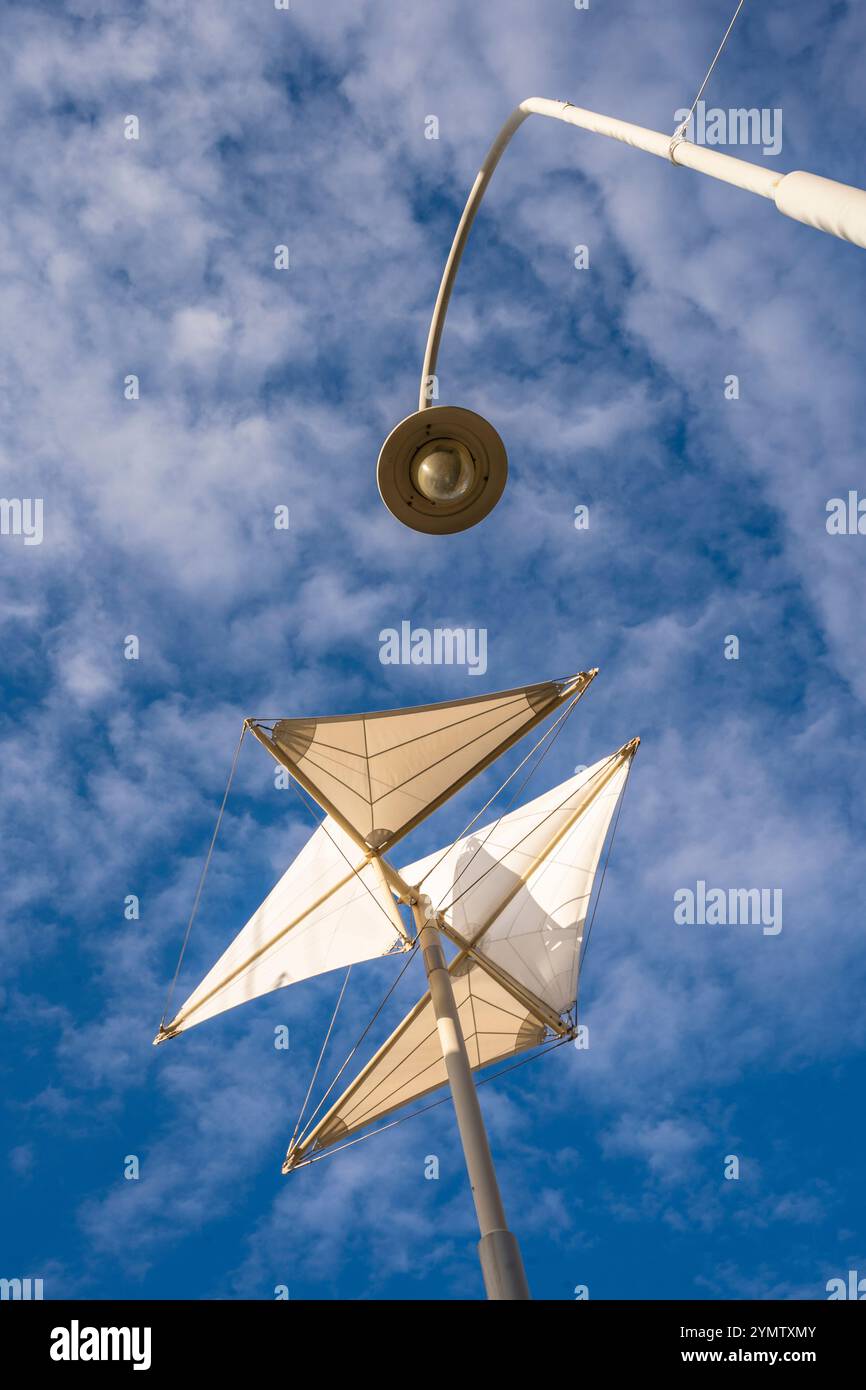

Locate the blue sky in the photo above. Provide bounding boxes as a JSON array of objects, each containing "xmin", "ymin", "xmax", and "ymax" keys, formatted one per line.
[{"xmin": 2, "ymin": 0, "xmax": 866, "ymax": 1301}]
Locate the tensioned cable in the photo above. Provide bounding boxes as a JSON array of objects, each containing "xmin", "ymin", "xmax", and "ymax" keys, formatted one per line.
[
  {"xmin": 289, "ymin": 964, "xmax": 353, "ymax": 1150},
  {"xmin": 572, "ymin": 756, "xmax": 634, "ymax": 1028},
  {"xmin": 293, "ymin": 941, "xmax": 421, "ymax": 1148},
  {"xmin": 283, "ymin": 774, "xmax": 410, "ymax": 934},
  {"xmin": 160, "ymin": 721, "xmax": 248, "ymax": 1030},
  {"xmin": 424, "ymin": 689, "xmax": 588, "ymax": 915},
  {"xmin": 670, "ymin": 0, "xmax": 748, "ymax": 153},
  {"xmin": 257, "ymin": 774, "xmax": 422, "ymax": 1149},
  {"xmin": 418, "ymin": 685, "xmax": 586, "ymax": 894},
  {"xmin": 289, "ymin": 1033, "xmax": 576, "ymax": 1170},
  {"xmin": 161, "ymin": 721, "xmax": 410, "ymax": 1040},
  {"xmin": 437, "ymin": 746, "xmax": 622, "ymax": 920},
  {"xmin": 246, "ymin": 672, "xmax": 581, "ymax": 728}
]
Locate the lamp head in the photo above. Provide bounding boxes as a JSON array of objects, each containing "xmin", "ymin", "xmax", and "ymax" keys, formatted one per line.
[{"xmin": 376, "ymin": 405, "xmax": 507, "ymax": 534}]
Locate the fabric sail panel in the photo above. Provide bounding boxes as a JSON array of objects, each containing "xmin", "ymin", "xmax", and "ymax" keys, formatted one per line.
[
  {"xmin": 286, "ymin": 957, "xmax": 547, "ymax": 1169},
  {"xmin": 161, "ymin": 817, "xmax": 406, "ymax": 1039},
  {"xmin": 401, "ymin": 744, "xmax": 634, "ymax": 1012},
  {"xmin": 401, "ymin": 748, "xmax": 622, "ymax": 931},
  {"xmin": 263, "ymin": 676, "xmax": 587, "ymax": 853},
  {"xmin": 477, "ymin": 754, "xmax": 632, "ymax": 1016}
]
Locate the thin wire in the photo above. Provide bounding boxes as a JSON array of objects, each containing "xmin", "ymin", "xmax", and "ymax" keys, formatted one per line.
[
  {"xmin": 440, "ymin": 747, "xmax": 620, "ymax": 919},
  {"xmin": 283, "ymin": 775, "xmax": 410, "ymax": 935},
  {"xmin": 160, "ymin": 721, "xmax": 248, "ymax": 1030},
  {"xmin": 672, "ymin": 0, "xmax": 748, "ymax": 146},
  {"xmin": 247, "ymin": 672, "xmax": 582, "ymax": 728},
  {"xmin": 419, "ymin": 686, "xmax": 587, "ymax": 905},
  {"xmin": 289, "ymin": 965, "xmax": 353, "ymax": 1150},
  {"xmin": 574, "ymin": 757, "xmax": 634, "ymax": 1026},
  {"xmin": 290, "ymin": 1034, "xmax": 575, "ymax": 1170},
  {"xmin": 293, "ymin": 942, "xmax": 420, "ymax": 1147}
]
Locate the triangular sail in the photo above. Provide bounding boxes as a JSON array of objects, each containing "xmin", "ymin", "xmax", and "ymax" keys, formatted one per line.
[
  {"xmin": 252, "ymin": 672, "xmax": 595, "ymax": 855},
  {"xmin": 403, "ymin": 743, "xmax": 636, "ymax": 1016},
  {"xmin": 284, "ymin": 739, "xmax": 637, "ymax": 1168},
  {"xmin": 156, "ymin": 817, "xmax": 408, "ymax": 1041},
  {"xmin": 284, "ymin": 957, "xmax": 547, "ymax": 1171}
]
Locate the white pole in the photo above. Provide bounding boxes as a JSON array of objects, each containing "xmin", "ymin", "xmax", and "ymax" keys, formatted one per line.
[
  {"xmin": 420, "ymin": 96, "xmax": 866, "ymax": 409},
  {"xmin": 413, "ymin": 896, "xmax": 531, "ymax": 1300}
]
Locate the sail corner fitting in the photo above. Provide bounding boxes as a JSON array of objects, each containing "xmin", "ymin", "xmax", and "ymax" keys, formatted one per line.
[{"xmin": 282, "ymin": 1145, "xmax": 302, "ymax": 1175}]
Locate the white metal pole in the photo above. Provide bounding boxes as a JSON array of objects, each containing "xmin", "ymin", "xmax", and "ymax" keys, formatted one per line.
[
  {"xmin": 420, "ymin": 96, "xmax": 866, "ymax": 409},
  {"xmin": 413, "ymin": 896, "xmax": 531, "ymax": 1300}
]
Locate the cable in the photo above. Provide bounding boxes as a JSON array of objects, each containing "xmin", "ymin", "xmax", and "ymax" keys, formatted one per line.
[
  {"xmin": 419, "ymin": 685, "xmax": 587, "ymax": 908},
  {"xmin": 573, "ymin": 756, "xmax": 634, "ymax": 1026},
  {"xmin": 288, "ymin": 965, "xmax": 353, "ymax": 1150},
  {"xmin": 440, "ymin": 747, "xmax": 621, "ymax": 919},
  {"xmin": 159, "ymin": 721, "xmax": 247, "ymax": 1031},
  {"xmin": 670, "ymin": 0, "xmax": 748, "ymax": 157},
  {"xmin": 293, "ymin": 942, "xmax": 421, "ymax": 1148},
  {"xmin": 283, "ymin": 774, "xmax": 410, "ymax": 936},
  {"xmin": 246, "ymin": 672, "xmax": 583, "ymax": 729}
]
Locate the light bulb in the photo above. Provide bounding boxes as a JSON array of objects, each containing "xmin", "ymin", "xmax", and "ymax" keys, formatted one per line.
[{"xmin": 410, "ymin": 439, "xmax": 476, "ymax": 502}]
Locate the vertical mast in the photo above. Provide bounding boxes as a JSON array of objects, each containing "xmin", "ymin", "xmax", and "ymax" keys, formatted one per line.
[{"xmin": 413, "ymin": 895, "xmax": 531, "ymax": 1300}]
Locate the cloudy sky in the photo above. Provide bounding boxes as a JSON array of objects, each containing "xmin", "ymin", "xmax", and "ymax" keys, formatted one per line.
[{"xmin": 2, "ymin": 0, "xmax": 865, "ymax": 1301}]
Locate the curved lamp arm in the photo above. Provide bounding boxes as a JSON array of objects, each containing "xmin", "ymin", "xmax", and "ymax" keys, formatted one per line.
[{"xmin": 419, "ymin": 95, "xmax": 866, "ymax": 411}]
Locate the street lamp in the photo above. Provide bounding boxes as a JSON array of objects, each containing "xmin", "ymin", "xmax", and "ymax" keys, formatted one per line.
[
  {"xmin": 377, "ymin": 96, "xmax": 866, "ymax": 534},
  {"xmin": 376, "ymin": 403, "xmax": 507, "ymax": 534}
]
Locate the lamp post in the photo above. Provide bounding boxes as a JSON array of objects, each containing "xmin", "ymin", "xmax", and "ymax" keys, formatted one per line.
[
  {"xmin": 377, "ymin": 96, "xmax": 866, "ymax": 534},
  {"xmin": 414, "ymin": 896, "xmax": 531, "ymax": 1300}
]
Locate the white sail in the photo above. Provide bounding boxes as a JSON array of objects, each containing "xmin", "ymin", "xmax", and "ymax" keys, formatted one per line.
[
  {"xmin": 402, "ymin": 745, "xmax": 635, "ymax": 1015},
  {"xmin": 156, "ymin": 817, "xmax": 408, "ymax": 1041},
  {"xmin": 402, "ymin": 749, "xmax": 618, "ymax": 925},
  {"xmin": 476, "ymin": 753, "xmax": 632, "ymax": 1014},
  {"xmin": 254, "ymin": 673, "xmax": 594, "ymax": 853},
  {"xmin": 285, "ymin": 739, "xmax": 637, "ymax": 1166}
]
